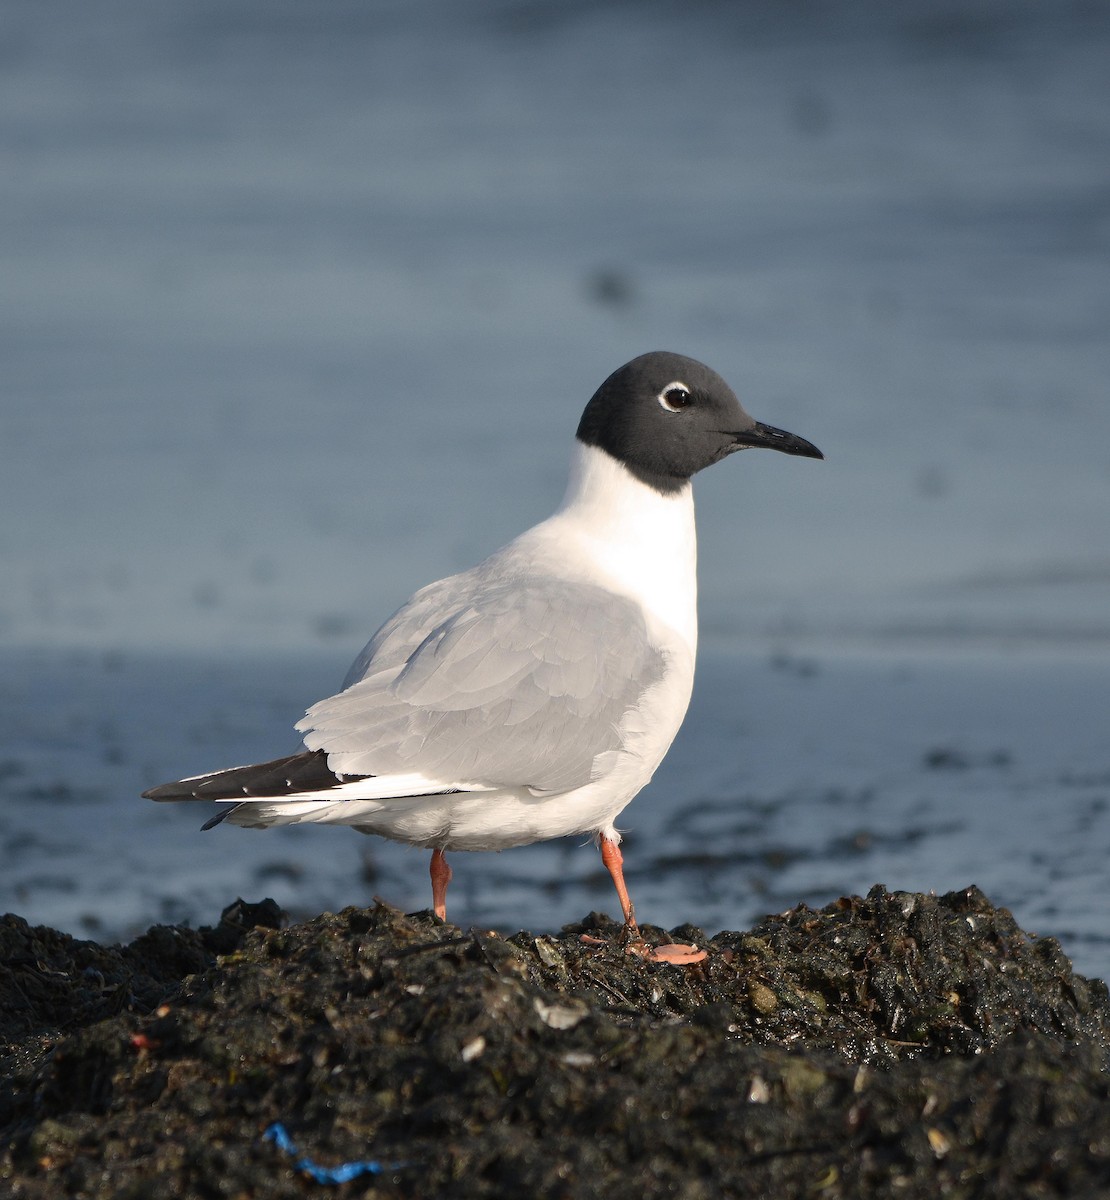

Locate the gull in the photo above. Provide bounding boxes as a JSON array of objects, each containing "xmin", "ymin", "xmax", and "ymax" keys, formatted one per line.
[{"xmin": 144, "ymin": 351, "xmax": 822, "ymax": 959}]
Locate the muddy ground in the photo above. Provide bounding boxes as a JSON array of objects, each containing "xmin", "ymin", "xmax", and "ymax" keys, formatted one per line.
[{"xmin": 2, "ymin": 885, "xmax": 1109, "ymax": 1198}]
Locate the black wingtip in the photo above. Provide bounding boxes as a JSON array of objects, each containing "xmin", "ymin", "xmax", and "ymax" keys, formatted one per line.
[
  {"xmin": 142, "ymin": 782, "xmax": 190, "ymax": 801},
  {"xmin": 201, "ymin": 807, "xmax": 234, "ymax": 831},
  {"xmin": 142, "ymin": 749, "xmax": 362, "ymax": 804}
]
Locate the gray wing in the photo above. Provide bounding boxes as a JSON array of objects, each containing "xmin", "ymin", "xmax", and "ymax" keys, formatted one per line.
[{"xmin": 296, "ymin": 573, "xmax": 665, "ymax": 792}]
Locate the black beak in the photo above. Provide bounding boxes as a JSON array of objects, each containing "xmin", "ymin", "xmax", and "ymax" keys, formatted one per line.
[{"xmin": 732, "ymin": 421, "xmax": 823, "ymax": 460}]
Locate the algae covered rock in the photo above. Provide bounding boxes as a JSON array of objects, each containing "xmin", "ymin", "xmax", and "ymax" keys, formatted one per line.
[{"xmin": 2, "ymin": 886, "xmax": 1109, "ymax": 1198}]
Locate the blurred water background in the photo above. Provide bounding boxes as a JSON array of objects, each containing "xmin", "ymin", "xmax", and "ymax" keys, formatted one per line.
[{"xmin": 2, "ymin": 0, "xmax": 1109, "ymax": 973}]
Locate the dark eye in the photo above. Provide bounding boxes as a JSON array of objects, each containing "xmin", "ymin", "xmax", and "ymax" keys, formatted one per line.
[{"xmin": 658, "ymin": 383, "xmax": 692, "ymax": 412}]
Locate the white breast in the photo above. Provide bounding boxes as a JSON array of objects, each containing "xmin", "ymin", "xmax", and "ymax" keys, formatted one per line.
[{"xmin": 523, "ymin": 442, "xmax": 699, "ymax": 655}]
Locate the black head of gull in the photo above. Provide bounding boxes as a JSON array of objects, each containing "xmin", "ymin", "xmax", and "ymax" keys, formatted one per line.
[{"xmin": 576, "ymin": 350, "xmax": 823, "ymax": 495}]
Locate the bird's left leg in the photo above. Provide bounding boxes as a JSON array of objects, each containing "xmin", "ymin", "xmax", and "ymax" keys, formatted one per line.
[
  {"xmin": 430, "ymin": 848, "xmax": 452, "ymax": 921},
  {"xmin": 597, "ymin": 836, "xmax": 707, "ymax": 965},
  {"xmin": 599, "ymin": 836, "xmax": 640, "ymax": 936}
]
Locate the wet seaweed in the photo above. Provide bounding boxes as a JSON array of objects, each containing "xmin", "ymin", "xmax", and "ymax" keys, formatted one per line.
[{"xmin": 2, "ymin": 885, "xmax": 1108, "ymax": 1198}]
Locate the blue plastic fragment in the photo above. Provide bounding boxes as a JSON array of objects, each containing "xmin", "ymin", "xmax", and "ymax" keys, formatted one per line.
[{"xmin": 264, "ymin": 1122, "xmax": 406, "ymax": 1184}]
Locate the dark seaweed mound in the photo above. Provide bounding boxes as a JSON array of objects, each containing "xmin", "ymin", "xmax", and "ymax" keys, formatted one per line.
[{"xmin": 3, "ymin": 885, "xmax": 1109, "ymax": 1198}]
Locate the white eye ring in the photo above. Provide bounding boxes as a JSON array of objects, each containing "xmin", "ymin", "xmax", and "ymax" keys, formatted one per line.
[{"xmin": 657, "ymin": 382, "xmax": 692, "ymax": 412}]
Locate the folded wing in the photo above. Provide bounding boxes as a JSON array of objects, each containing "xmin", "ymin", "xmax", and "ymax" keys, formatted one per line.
[{"xmin": 297, "ymin": 573, "xmax": 665, "ymax": 793}]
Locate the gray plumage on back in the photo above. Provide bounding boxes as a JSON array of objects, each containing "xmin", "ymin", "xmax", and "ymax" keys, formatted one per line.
[{"xmin": 297, "ymin": 569, "xmax": 666, "ymax": 792}]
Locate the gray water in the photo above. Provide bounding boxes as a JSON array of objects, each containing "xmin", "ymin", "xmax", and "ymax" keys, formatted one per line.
[{"xmin": 2, "ymin": 1, "xmax": 1109, "ymax": 974}]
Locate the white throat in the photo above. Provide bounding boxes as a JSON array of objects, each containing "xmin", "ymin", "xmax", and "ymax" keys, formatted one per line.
[{"xmin": 545, "ymin": 442, "xmax": 698, "ymax": 652}]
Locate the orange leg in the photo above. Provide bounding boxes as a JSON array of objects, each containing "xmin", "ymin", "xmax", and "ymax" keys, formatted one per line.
[
  {"xmin": 599, "ymin": 837, "xmax": 639, "ymax": 935},
  {"xmin": 430, "ymin": 848, "xmax": 452, "ymax": 921},
  {"xmin": 597, "ymin": 836, "xmax": 707, "ymax": 965}
]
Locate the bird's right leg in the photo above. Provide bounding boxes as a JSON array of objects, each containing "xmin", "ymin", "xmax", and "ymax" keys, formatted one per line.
[{"xmin": 430, "ymin": 848, "xmax": 452, "ymax": 921}]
